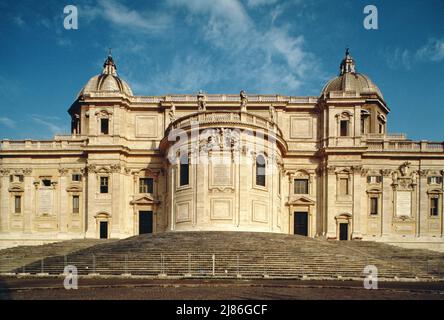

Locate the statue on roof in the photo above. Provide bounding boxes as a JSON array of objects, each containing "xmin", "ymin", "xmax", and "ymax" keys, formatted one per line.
[
  {"xmin": 197, "ymin": 90, "xmax": 207, "ymax": 111},
  {"xmin": 240, "ymin": 90, "xmax": 248, "ymax": 112}
]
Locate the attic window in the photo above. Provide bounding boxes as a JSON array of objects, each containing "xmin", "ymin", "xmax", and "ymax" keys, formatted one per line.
[
  {"xmin": 340, "ymin": 120, "xmax": 349, "ymax": 137},
  {"xmin": 10, "ymin": 175, "xmax": 24, "ymax": 183},
  {"xmin": 100, "ymin": 118, "xmax": 109, "ymax": 135},
  {"xmin": 42, "ymin": 179, "xmax": 52, "ymax": 187},
  {"xmin": 367, "ymin": 176, "xmax": 382, "ymax": 184},
  {"xmin": 428, "ymin": 176, "xmax": 443, "ymax": 185}
]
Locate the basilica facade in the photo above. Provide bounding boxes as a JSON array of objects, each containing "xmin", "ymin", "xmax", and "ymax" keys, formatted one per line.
[{"xmin": 1, "ymin": 50, "xmax": 443, "ymax": 250}]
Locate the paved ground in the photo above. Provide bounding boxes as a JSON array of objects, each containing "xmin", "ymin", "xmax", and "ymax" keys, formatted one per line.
[{"xmin": 0, "ymin": 277, "xmax": 443, "ymax": 300}]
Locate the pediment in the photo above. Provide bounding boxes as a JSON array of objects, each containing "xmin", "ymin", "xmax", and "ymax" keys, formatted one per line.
[
  {"xmin": 286, "ymin": 196, "xmax": 315, "ymax": 206},
  {"xmin": 66, "ymin": 184, "xmax": 83, "ymax": 192},
  {"xmin": 130, "ymin": 195, "xmax": 160, "ymax": 205},
  {"xmin": 8, "ymin": 185, "xmax": 24, "ymax": 193}
]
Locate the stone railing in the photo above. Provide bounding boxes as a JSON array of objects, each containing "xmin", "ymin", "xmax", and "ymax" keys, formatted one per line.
[
  {"xmin": 132, "ymin": 95, "xmax": 318, "ymax": 104},
  {"xmin": 0, "ymin": 139, "xmax": 87, "ymax": 151},
  {"xmin": 366, "ymin": 140, "xmax": 444, "ymax": 152},
  {"xmin": 366, "ymin": 133, "xmax": 406, "ymax": 140},
  {"xmin": 166, "ymin": 111, "xmax": 283, "ymax": 137}
]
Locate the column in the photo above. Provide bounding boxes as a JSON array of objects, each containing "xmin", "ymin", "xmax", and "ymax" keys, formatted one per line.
[
  {"xmin": 326, "ymin": 166, "xmax": 337, "ymax": 239},
  {"xmin": 0, "ymin": 170, "xmax": 10, "ymax": 232},
  {"xmin": 352, "ymin": 166, "xmax": 362, "ymax": 239},
  {"xmin": 85, "ymin": 165, "xmax": 96, "ymax": 238},
  {"xmin": 23, "ymin": 172, "xmax": 34, "ymax": 233},
  {"xmin": 381, "ymin": 170, "xmax": 393, "ymax": 236},
  {"xmin": 111, "ymin": 165, "xmax": 121, "ymax": 236},
  {"xmin": 418, "ymin": 170, "xmax": 428, "ymax": 237},
  {"xmin": 58, "ymin": 169, "xmax": 68, "ymax": 233}
]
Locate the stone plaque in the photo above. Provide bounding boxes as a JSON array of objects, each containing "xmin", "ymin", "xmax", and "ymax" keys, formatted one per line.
[
  {"xmin": 396, "ymin": 191, "xmax": 411, "ymax": 217},
  {"xmin": 135, "ymin": 116, "xmax": 157, "ymax": 138},
  {"xmin": 212, "ymin": 163, "xmax": 231, "ymax": 186},
  {"xmin": 39, "ymin": 189, "xmax": 53, "ymax": 215},
  {"xmin": 290, "ymin": 117, "xmax": 312, "ymax": 139}
]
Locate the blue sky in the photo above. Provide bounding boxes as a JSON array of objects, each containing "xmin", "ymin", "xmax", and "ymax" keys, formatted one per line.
[{"xmin": 0, "ymin": 0, "xmax": 443, "ymax": 140}]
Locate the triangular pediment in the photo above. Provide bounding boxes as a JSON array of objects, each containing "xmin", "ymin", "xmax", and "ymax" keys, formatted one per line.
[
  {"xmin": 286, "ymin": 196, "xmax": 315, "ymax": 206},
  {"xmin": 130, "ymin": 195, "xmax": 160, "ymax": 205}
]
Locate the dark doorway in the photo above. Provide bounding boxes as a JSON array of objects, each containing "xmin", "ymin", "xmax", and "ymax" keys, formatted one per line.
[
  {"xmin": 99, "ymin": 221, "xmax": 108, "ymax": 239},
  {"xmin": 339, "ymin": 223, "xmax": 349, "ymax": 241},
  {"xmin": 139, "ymin": 211, "xmax": 153, "ymax": 234},
  {"xmin": 294, "ymin": 212, "xmax": 308, "ymax": 236}
]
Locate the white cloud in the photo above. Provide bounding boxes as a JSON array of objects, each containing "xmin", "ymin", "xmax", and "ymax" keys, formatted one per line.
[
  {"xmin": 416, "ymin": 38, "xmax": 444, "ymax": 62},
  {"xmin": 385, "ymin": 38, "xmax": 444, "ymax": 70},
  {"xmin": 30, "ymin": 115, "xmax": 67, "ymax": 135},
  {"xmin": 385, "ymin": 48, "xmax": 412, "ymax": 70},
  {"xmin": 163, "ymin": 0, "xmax": 320, "ymax": 93},
  {"xmin": 246, "ymin": 0, "xmax": 279, "ymax": 8},
  {"xmin": 13, "ymin": 16, "xmax": 25, "ymax": 27},
  {"xmin": 0, "ymin": 117, "xmax": 17, "ymax": 129},
  {"xmin": 83, "ymin": 0, "xmax": 172, "ymax": 34}
]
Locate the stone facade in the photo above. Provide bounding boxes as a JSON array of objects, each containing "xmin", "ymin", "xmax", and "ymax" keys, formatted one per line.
[{"xmin": 1, "ymin": 51, "xmax": 443, "ymax": 250}]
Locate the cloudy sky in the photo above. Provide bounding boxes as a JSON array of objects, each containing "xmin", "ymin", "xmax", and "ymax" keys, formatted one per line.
[{"xmin": 0, "ymin": 0, "xmax": 443, "ymax": 140}]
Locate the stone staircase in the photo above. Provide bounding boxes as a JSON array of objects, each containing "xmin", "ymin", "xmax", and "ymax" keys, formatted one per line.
[
  {"xmin": 2, "ymin": 232, "xmax": 444, "ymax": 280},
  {"xmin": 0, "ymin": 239, "xmax": 116, "ymax": 274}
]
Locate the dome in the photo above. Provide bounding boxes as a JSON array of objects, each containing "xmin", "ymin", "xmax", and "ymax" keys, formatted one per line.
[
  {"xmin": 77, "ymin": 54, "xmax": 133, "ymax": 98},
  {"xmin": 321, "ymin": 49, "xmax": 383, "ymax": 100}
]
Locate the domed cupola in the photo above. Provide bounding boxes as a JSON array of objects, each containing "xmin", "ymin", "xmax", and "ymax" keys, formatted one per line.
[
  {"xmin": 322, "ymin": 49, "xmax": 384, "ymax": 100},
  {"xmin": 77, "ymin": 53, "xmax": 133, "ymax": 98}
]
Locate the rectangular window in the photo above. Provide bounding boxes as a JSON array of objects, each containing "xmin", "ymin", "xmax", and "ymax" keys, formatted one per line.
[
  {"xmin": 42, "ymin": 179, "xmax": 52, "ymax": 187},
  {"xmin": 73, "ymin": 196, "xmax": 80, "ymax": 214},
  {"xmin": 367, "ymin": 176, "xmax": 382, "ymax": 184},
  {"xmin": 430, "ymin": 197, "xmax": 439, "ymax": 216},
  {"xmin": 361, "ymin": 118, "xmax": 365, "ymax": 134},
  {"xmin": 14, "ymin": 196, "xmax": 21, "ymax": 214},
  {"xmin": 100, "ymin": 176, "xmax": 109, "ymax": 194},
  {"xmin": 339, "ymin": 178, "xmax": 349, "ymax": 195},
  {"xmin": 100, "ymin": 118, "xmax": 109, "ymax": 135},
  {"xmin": 10, "ymin": 175, "xmax": 24, "ymax": 183},
  {"xmin": 139, "ymin": 178, "xmax": 154, "ymax": 194},
  {"xmin": 294, "ymin": 179, "xmax": 309, "ymax": 194},
  {"xmin": 340, "ymin": 120, "xmax": 349, "ymax": 137},
  {"xmin": 370, "ymin": 197, "xmax": 378, "ymax": 215},
  {"xmin": 378, "ymin": 123, "xmax": 384, "ymax": 134},
  {"xmin": 179, "ymin": 156, "xmax": 189, "ymax": 186},
  {"xmin": 72, "ymin": 174, "xmax": 82, "ymax": 182},
  {"xmin": 278, "ymin": 172, "xmax": 281, "ymax": 195},
  {"xmin": 428, "ymin": 176, "xmax": 443, "ymax": 185},
  {"xmin": 255, "ymin": 155, "xmax": 266, "ymax": 187}
]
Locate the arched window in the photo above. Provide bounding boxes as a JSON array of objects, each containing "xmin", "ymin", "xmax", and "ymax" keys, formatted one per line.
[{"xmin": 256, "ymin": 155, "xmax": 266, "ymax": 187}]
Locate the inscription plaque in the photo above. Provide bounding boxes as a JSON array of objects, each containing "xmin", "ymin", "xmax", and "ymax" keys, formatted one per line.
[
  {"xmin": 212, "ymin": 163, "xmax": 231, "ymax": 186},
  {"xmin": 396, "ymin": 191, "xmax": 411, "ymax": 217},
  {"xmin": 39, "ymin": 189, "xmax": 53, "ymax": 215}
]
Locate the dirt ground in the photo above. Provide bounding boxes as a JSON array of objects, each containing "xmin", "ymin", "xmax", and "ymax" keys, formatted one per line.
[{"xmin": 0, "ymin": 277, "xmax": 443, "ymax": 300}]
